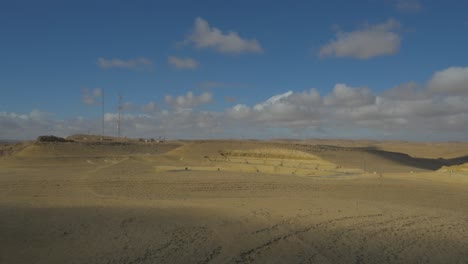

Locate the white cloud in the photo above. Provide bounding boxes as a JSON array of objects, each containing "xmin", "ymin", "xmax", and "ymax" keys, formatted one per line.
[
  {"xmin": 381, "ymin": 81, "xmax": 428, "ymax": 100},
  {"xmin": 222, "ymin": 69, "xmax": 468, "ymax": 140},
  {"xmin": 427, "ymin": 67, "xmax": 468, "ymax": 95},
  {"xmin": 319, "ymin": 19, "xmax": 401, "ymax": 59},
  {"xmin": 324, "ymin": 84, "xmax": 375, "ymax": 107},
  {"xmin": 164, "ymin": 91, "xmax": 213, "ymax": 110},
  {"xmin": 288, "ymin": 89, "xmax": 322, "ymax": 105},
  {"xmin": 81, "ymin": 88, "xmax": 102, "ymax": 105},
  {"xmin": 228, "ymin": 104, "xmax": 251, "ymax": 119},
  {"xmin": 168, "ymin": 56, "xmax": 199, "ymax": 69},
  {"xmin": 141, "ymin": 102, "xmax": 158, "ymax": 113},
  {"xmin": 0, "ymin": 110, "xmax": 62, "ymax": 140},
  {"xmin": 230, "ymin": 90, "xmax": 323, "ymax": 128},
  {"xmin": 186, "ymin": 17, "xmax": 263, "ymax": 54},
  {"xmin": 254, "ymin": 91, "xmax": 293, "ymax": 111},
  {"xmin": 4, "ymin": 67, "xmax": 468, "ymax": 141},
  {"xmin": 97, "ymin": 57, "xmax": 153, "ymax": 70}
]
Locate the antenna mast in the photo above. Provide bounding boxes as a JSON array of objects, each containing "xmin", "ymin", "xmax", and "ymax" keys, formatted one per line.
[
  {"xmin": 101, "ymin": 89, "xmax": 105, "ymax": 139},
  {"xmin": 118, "ymin": 94, "xmax": 122, "ymax": 138}
]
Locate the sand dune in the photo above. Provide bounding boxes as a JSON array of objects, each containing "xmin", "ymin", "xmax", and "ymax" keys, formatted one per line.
[{"xmin": 1, "ymin": 138, "xmax": 468, "ymax": 263}]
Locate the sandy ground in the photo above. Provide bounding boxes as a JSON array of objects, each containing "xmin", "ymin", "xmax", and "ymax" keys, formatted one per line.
[{"xmin": 1, "ymin": 139, "xmax": 468, "ymax": 264}]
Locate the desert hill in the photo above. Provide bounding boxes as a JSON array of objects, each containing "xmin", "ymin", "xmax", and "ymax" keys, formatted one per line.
[
  {"xmin": 2, "ymin": 135, "xmax": 468, "ymax": 263},
  {"xmin": 3, "ymin": 136, "xmax": 468, "ymax": 175}
]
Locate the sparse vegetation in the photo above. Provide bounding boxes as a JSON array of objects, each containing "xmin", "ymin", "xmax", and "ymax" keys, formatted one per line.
[{"xmin": 37, "ymin": 135, "xmax": 74, "ymax": 143}]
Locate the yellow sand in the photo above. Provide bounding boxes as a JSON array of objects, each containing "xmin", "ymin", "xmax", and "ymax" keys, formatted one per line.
[{"xmin": 1, "ymin": 139, "xmax": 468, "ymax": 264}]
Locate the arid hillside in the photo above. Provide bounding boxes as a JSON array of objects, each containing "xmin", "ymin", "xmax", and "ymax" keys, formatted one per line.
[{"xmin": 1, "ymin": 137, "xmax": 468, "ymax": 264}]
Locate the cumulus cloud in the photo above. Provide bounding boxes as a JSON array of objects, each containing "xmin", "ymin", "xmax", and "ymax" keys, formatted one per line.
[
  {"xmin": 228, "ymin": 89, "xmax": 323, "ymax": 128},
  {"xmin": 228, "ymin": 104, "xmax": 251, "ymax": 119},
  {"xmin": 97, "ymin": 57, "xmax": 153, "ymax": 70},
  {"xmin": 222, "ymin": 67, "xmax": 468, "ymax": 140},
  {"xmin": 288, "ymin": 89, "xmax": 322, "ymax": 105},
  {"xmin": 168, "ymin": 56, "xmax": 199, "ymax": 69},
  {"xmin": 185, "ymin": 17, "xmax": 263, "ymax": 54},
  {"xmin": 324, "ymin": 84, "xmax": 376, "ymax": 107},
  {"xmin": 100, "ymin": 110, "xmax": 222, "ymax": 139},
  {"xmin": 253, "ymin": 91, "xmax": 293, "ymax": 111},
  {"xmin": 0, "ymin": 110, "xmax": 65, "ymax": 140},
  {"xmin": 81, "ymin": 88, "xmax": 102, "ymax": 105},
  {"xmin": 427, "ymin": 67, "xmax": 468, "ymax": 95},
  {"xmin": 319, "ymin": 19, "xmax": 401, "ymax": 59},
  {"xmin": 141, "ymin": 102, "xmax": 158, "ymax": 113},
  {"xmin": 4, "ymin": 66, "xmax": 468, "ymax": 141},
  {"xmin": 164, "ymin": 91, "xmax": 213, "ymax": 110},
  {"xmin": 381, "ymin": 81, "xmax": 428, "ymax": 100}
]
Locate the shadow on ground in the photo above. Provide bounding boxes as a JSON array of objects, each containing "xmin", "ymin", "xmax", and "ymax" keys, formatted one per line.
[{"xmin": 310, "ymin": 145, "xmax": 468, "ymax": 171}]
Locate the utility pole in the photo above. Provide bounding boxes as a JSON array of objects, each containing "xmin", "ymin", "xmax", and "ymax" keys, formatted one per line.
[
  {"xmin": 101, "ymin": 89, "xmax": 105, "ymax": 139},
  {"xmin": 118, "ymin": 94, "xmax": 122, "ymax": 138}
]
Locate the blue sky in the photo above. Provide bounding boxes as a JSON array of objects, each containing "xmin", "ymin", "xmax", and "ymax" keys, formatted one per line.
[{"xmin": 1, "ymin": 0, "xmax": 468, "ymax": 140}]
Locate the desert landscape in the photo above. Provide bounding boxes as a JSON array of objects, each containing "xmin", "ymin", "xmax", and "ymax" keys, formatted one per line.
[
  {"xmin": 3, "ymin": 1, "xmax": 468, "ymax": 263},
  {"xmin": 0, "ymin": 136, "xmax": 468, "ymax": 264}
]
